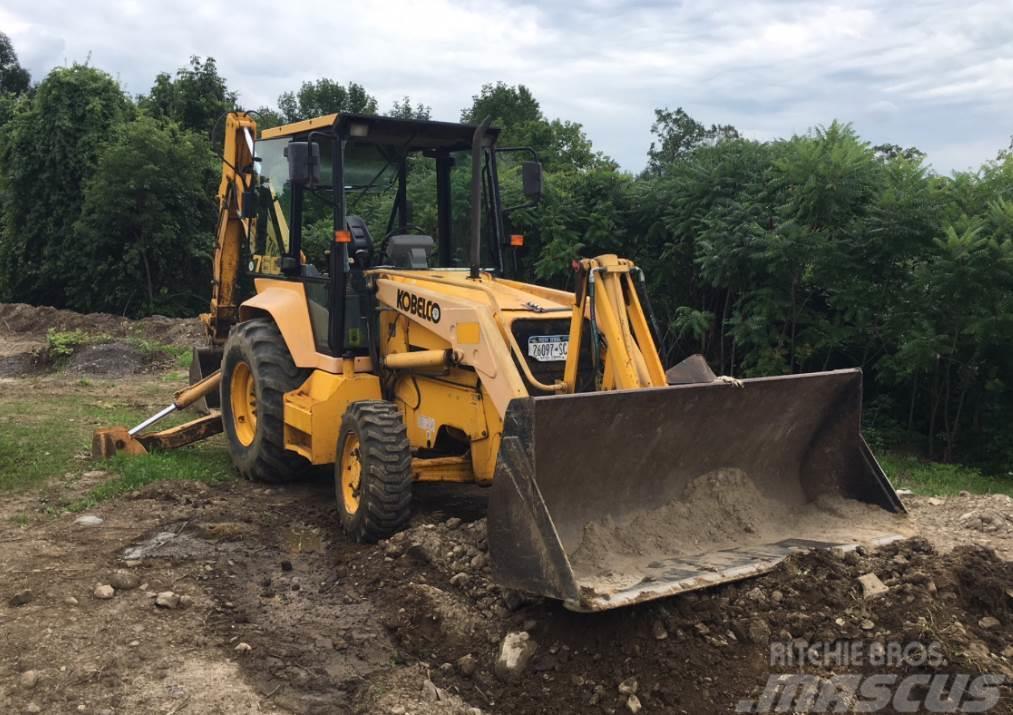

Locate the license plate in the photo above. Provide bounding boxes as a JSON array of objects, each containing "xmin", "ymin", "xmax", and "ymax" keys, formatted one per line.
[{"xmin": 527, "ymin": 335, "xmax": 569, "ymax": 362}]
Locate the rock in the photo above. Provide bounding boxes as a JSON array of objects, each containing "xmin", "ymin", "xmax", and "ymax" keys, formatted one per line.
[
  {"xmin": 470, "ymin": 553, "xmax": 487, "ymax": 569},
  {"xmin": 235, "ymin": 642, "xmax": 252, "ymax": 653},
  {"xmin": 74, "ymin": 515, "xmax": 104, "ymax": 526},
  {"xmin": 895, "ymin": 488, "xmax": 913, "ymax": 497},
  {"xmin": 450, "ymin": 572, "xmax": 468, "ymax": 587},
  {"xmin": 857, "ymin": 573, "xmax": 889, "ymax": 599},
  {"xmin": 383, "ymin": 541, "xmax": 404, "ymax": 558},
  {"xmin": 771, "ymin": 590, "xmax": 784, "ymax": 603},
  {"xmin": 421, "ymin": 678, "xmax": 440, "ymax": 701},
  {"xmin": 94, "ymin": 584, "xmax": 115, "ymax": 600},
  {"xmin": 745, "ymin": 618, "xmax": 771, "ymax": 644},
  {"xmin": 25, "ymin": 703, "xmax": 41, "ymax": 714},
  {"xmin": 83, "ymin": 470, "xmax": 107, "ymax": 479},
  {"xmin": 178, "ymin": 594, "xmax": 193, "ymax": 609},
  {"xmin": 618, "ymin": 676, "xmax": 638, "ymax": 695},
  {"xmin": 405, "ymin": 543, "xmax": 433, "ymax": 564},
  {"xmin": 652, "ymin": 620, "xmax": 668, "ymax": 640},
  {"xmin": 959, "ymin": 490, "xmax": 971, "ymax": 497},
  {"xmin": 456, "ymin": 653, "xmax": 478, "ymax": 677},
  {"xmin": 64, "ymin": 596, "xmax": 79, "ymax": 606},
  {"xmin": 501, "ymin": 589, "xmax": 533, "ymax": 611},
  {"xmin": 9, "ymin": 589, "xmax": 33, "ymax": 606},
  {"xmin": 626, "ymin": 694, "xmax": 642, "ymax": 713},
  {"xmin": 20, "ymin": 670, "xmax": 39, "ymax": 689},
  {"xmin": 155, "ymin": 591, "xmax": 180, "ymax": 609},
  {"xmin": 694, "ymin": 623, "xmax": 710, "ymax": 636},
  {"xmin": 979, "ymin": 616, "xmax": 1001, "ymax": 630},
  {"xmin": 927, "ymin": 497, "xmax": 944, "ymax": 506},
  {"xmin": 860, "ymin": 619, "xmax": 875, "ymax": 631},
  {"xmin": 495, "ymin": 631, "xmax": 537, "ymax": 682},
  {"xmin": 1002, "ymin": 646, "xmax": 1013, "ymax": 659},
  {"xmin": 390, "ymin": 707, "xmax": 406, "ymax": 715},
  {"xmin": 109, "ymin": 570, "xmax": 140, "ymax": 590},
  {"xmin": 445, "ymin": 517, "xmax": 463, "ymax": 530}
]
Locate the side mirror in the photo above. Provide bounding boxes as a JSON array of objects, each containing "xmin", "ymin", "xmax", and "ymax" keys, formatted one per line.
[
  {"xmin": 285, "ymin": 141, "xmax": 320, "ymax": 186},
  {"xmin": 522, "ymin": 161, "xmax": 543, "ymax": 201},
  {"xmin": 241, "ymin": 188, "xmax": 259, "ymax": 219}
]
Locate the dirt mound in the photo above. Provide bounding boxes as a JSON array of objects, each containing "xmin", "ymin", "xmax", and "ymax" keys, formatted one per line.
[
  {"xmin": 64, "ymin": 343, "xmax": 148, "ymax": 376},
  {"xmin": 0, "ymin": 302, "xmax": 203, "ymax": 377},
  {"xmin": 0, "ymin": 302, "xmax": 202, "ymax": 346},
  {"xmin": 359, "ymin": 519, "xmax": 1012, "ymax": 714}
]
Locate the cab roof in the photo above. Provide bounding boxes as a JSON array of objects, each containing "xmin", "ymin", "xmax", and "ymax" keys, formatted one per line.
[{"xmin": 259, "ymin": 112, "xmax": 500, "ymax": 153}]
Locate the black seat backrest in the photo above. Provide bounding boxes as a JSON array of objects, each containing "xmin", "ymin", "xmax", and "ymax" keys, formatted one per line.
[
  {"xmin": 386, "ymin": 235, "xmax": 435, "ymax": 269},
  {"xmin": 346, "ymin": 215, "xmax": 374, "ymax": 267}
]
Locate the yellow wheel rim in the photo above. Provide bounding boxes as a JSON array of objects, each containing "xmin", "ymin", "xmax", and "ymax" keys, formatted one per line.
[
  {"xmin": 341, "ymin": 432, "xmax": 362, "ymax": 514},
  {"xmin": 230, "ymin": 361, "xmax": 257, "ymax": 447}
]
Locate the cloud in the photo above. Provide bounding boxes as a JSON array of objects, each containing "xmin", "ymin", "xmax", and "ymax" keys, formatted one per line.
[{"xmin": 4, "ymin": 0, "xmax": 1013, "ymax": 173}]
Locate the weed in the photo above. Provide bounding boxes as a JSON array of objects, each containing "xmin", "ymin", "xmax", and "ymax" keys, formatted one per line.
[{"xmin": 880, "ymin": 452, "xmax": 1013, "ymax": 497}]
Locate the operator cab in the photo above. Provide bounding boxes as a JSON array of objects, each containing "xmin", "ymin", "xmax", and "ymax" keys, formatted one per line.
[{"xmin": 245, "ymin": 112, "xmax": 543, "ymax": 360}]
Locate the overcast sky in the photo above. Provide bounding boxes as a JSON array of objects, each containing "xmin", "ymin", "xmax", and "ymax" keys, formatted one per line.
[{"xmin": 4, "ymin": 0, "xmax": 1012, "ymax": 173}]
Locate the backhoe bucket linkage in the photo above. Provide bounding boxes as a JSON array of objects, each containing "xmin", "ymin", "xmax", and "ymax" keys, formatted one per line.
[
  {"xmin": 487, "ymin": 369, "xmax": 909, "ymax": 612},
  {"xmin": 91, "ymin": 370, "xmax": 224, "ymax": 458}
]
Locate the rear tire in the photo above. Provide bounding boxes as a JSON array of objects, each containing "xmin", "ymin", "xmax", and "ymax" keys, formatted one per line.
[
  {"xmin": 336, "ymin": 401, "xmax": 413, "ymax": 542},
  {"xmin": 221, "ymin": 317, "xmax": 310, "ymax": 483}
]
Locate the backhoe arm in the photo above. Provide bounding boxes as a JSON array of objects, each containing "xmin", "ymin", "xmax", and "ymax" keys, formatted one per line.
[{"xmin": 204, "ymin": 111, "xmax": 259, "ymax": 344}]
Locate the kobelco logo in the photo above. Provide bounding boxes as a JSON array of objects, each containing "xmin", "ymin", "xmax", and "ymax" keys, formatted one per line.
[{"xmin": 396, "ymin": 289, "xmax": 441, "ymax": 324}]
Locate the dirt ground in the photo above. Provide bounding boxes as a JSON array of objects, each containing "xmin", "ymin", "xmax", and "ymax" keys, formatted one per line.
[{"xmin": 1, "ymin": 304, "xmax": 1012, "ymax": 714}]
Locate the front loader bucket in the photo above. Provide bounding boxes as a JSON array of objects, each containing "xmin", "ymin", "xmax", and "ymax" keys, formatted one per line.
[{"xmin": 487, "ymin": 369, "xmax": 911, "ymax": 612}]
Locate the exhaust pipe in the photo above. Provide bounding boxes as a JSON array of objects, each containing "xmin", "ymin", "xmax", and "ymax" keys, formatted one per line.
[{"xmin": 469, "ymin": 116, "xmax": 492, "ymax": 280}]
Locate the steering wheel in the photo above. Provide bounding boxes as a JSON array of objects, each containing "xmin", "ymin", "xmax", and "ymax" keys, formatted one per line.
[{"xmin": 379, "ymin": 224, "xmax": 429, "ymax": 262}]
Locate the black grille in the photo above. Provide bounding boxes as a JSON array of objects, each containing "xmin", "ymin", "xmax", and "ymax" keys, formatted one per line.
[{"xmin": 510, "ymin": 318, "xmax": 596, "ymax": 394}]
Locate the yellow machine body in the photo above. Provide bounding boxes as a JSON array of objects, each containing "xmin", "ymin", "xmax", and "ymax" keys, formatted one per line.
[{"xmin": 97, "ymin": 111, "xmax": 909, "ymax": 612}]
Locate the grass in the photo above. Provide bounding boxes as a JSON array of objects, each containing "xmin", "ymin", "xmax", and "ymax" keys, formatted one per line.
[
  {"xmin": 0, "ymin": 374, "xmax": 233, "ymax": 512},
  {"xmin": 879, "ymin": 452, "xmax": 1013, "ymax": 497},
  {"xmin": 70, "ymin": 449, "xmax": 234, "ymax": 511}
]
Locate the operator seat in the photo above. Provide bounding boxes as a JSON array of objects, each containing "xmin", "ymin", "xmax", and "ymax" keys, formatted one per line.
[
  {"xmin": 385, "ymin": 235, "xmax": 435, "ymax": 269},
  {"xmin": 346, "ymin": 215, "xmax": 374, "ymax": 268}
]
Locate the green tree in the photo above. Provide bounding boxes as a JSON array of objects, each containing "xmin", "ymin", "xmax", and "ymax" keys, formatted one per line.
[
  {"xmin": 0, "ymin": 32, "xmax": 31, "ymax": 95},
  {"xmin": 646, "ymin": 107, "xmax": 739, "ymax": 173},
  {"xmin": 70, "ymin": 116, "xmax": 217, "ymax": 316},
  {"xmin": 462, "ymin": 82, "xmax": 541, "ymax": 127},
  {"xmin": 388, "ymin": 96, "xmax": 431, "ymax": 120},
  {"xmin": 0, "ymin": 65, "xmax": 132, "ymax": 306},
  {"xmin": 277, "ymin": 79, "xmax": 377, "ymax": 122},
  {"xmin": 141, "ymin": 56, "xmax": 236, "ymax": 135}
]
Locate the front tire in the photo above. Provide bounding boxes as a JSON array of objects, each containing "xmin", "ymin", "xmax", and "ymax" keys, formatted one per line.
[
  {"xmin": 221, "ymin": 317, "xmax": 310, "ymax": 483},
  {"xmin": 336, "ymin": 401, "xmax": 413, "ymax": 542}
]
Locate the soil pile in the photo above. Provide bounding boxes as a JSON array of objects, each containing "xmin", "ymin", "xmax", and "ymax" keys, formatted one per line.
[
  {"xmin": 0, "ymin": 303, "xmax": 202, "ymax": 345},
  {"xmin": 569, "ymin": 468, "xmax": 913, "ymax": 591},
  {"xmin": 358, "ymin": 514, "xmax": 1011, "ymax": 714},
  {"xmin": 0, "ymin": 302, "xmax": 202, "ymax": 377}
]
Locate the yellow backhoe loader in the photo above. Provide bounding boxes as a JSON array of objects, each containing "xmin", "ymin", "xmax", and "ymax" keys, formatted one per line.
[{"xmin": 94, "ymin": 111, "xmax": 909, "ymax": 611}]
